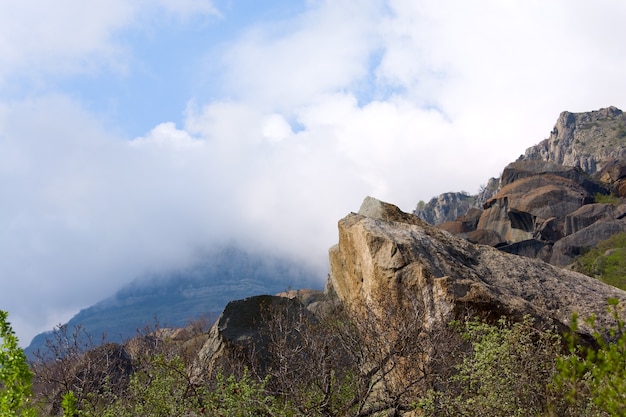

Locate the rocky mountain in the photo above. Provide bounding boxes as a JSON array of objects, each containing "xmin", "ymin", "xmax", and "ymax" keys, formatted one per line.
[
  {"xmin": 417, "ymin": 107, "xmax": 626, "ymax": 228},
  {"xmin": 189, "ymin": 196, "xmax": 626, "ymax": 406},
  {"xmin": 25, "ymin": 247, "xmax": 321, "ymax": 359},
  {"xmin": 522, "ymin": 106, "xmax": 626, "ymax": 173},
  {"xmin": 414, "ymin": 178, "xmax": 499, "ymax": 225},
  {"xmin": 28, "ymin": 108, "xmax": 626, "ymax": 415},
  {"xmin": 418, "ymin": 107, "xmax": 626, "ymax": 275}
]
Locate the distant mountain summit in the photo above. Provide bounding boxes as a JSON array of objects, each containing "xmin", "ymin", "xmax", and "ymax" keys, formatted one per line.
[
  {"xmin": 414, "ymin": 178, "xmax": 499, "ymax": 225},
  {"xmin": 25, "ymin": 247, "xmax": 321, "ymax": 358}
]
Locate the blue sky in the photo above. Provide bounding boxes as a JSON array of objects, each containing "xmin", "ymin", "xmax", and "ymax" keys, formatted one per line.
[{"xmin": 2, "ymin": 0, "xmax": 626, "ymax": 345}]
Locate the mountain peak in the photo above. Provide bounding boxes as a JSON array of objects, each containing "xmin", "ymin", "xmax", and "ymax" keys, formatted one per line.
[{"xmin": 521, "ymin": 106, "xmax": 626, "ymax": 174}]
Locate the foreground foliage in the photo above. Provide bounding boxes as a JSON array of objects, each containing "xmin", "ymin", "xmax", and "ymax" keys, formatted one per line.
[
  {"xmin": 0, "ymin": 310, "xmax": 35, "ymax": 417},
  {"xmin": 16, "ymin": 298, "xmax": 626, "ymax": 416},
  {"xmin": 417, "ymin": 315, "xmax": 568, "ymax": 416},
  {"xmin": 556, "ymin": 298, "xmax": 626, "ymax": 416}
]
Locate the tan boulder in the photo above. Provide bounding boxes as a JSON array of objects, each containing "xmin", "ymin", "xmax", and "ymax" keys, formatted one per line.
[{"xmin": 329, "ymin": 197, "xmax": 626, "ymax": 340}]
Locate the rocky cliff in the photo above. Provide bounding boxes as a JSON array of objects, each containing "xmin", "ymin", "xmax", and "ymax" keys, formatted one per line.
[
  {"xmin": 417, "ymin": 107, "xmax": 626, "ymax": 229},
  {"xmin": 422, "ymin": 107, "xmax": 626, "ymax": 270},
  {"xmin": 414, "ymin": 178, "xmax": 499, "ymax": 225},
  {"xmin": 522, "ymin": 106, "xmax": 626, "ymax": 174}
]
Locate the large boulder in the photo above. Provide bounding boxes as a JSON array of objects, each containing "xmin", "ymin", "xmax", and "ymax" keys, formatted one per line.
[
  {"xmin": 193, "ymin": 295, "xmax": 311, "ymax": 377},
  {"xmin": 329, "ymin": 197, "xmax": 626, "ymax": 341},
  {"xmin": 564, "ymin": 203, "xmax": 624, "ymax": 236}
]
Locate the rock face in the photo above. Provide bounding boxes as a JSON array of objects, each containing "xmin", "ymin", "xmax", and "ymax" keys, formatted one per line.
[
  {"xmin": 472, "ymin": 160, "xmax": 607, "ymax": 255},
  {"xmin": 414, "ymin": 178, "xmax": 499, "ymax": 225},
  {"xmin": 424, "ymin": 108, "xmax": 626, "ymax": 268},
  {"xmin": 329, "ymin": 197, "xmax": 626, "ymax": 340},
  {"xmin": 463, "ymin": 158, "xmax": 626, "ymax": 266},
  {"xmin": 522, "ymin": 106, "xmax": 626, "ymax": 174}
]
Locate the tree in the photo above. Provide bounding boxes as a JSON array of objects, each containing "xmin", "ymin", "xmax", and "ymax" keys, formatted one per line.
[
  {"xmin": 0, "ymin": 310, "xmax": 35, "ymax": 417},
  {"xmin": 258, "ymin": 289, "xmax": 460, "ymax": 416}
]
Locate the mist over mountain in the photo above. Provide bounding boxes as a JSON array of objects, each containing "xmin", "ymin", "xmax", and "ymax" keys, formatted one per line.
[{"xmin": 25, "ymin": 246, "xmax": 322, "ymax": 358}]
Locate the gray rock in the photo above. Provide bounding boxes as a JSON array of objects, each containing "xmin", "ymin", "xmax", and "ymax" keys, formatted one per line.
[
  {"xmin": 564, "ymin": 203, "xmax": 618, "ymax": 236},
  {"xmin": 414, "ymin": 178, "xmax": 499, "ymax": 225}
]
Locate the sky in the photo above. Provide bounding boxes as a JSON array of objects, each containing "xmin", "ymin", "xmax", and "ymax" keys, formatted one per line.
[{"xmin": 2, "ymin": 0, "xmax": 626, "ymax": 345}]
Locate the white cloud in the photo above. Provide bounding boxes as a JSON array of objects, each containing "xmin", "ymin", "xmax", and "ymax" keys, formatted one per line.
[
  {"xmin": 0, "ymin": 0, "xmax": 135, "ymax": 82},
  {"xmin": 132, "ymin": 122, "xmax": 203, "ymax": 149},
  {"xmin": 0, "ymin": 0, "xmax": 221, "ymax": 85},
  {"xmin": 262, "ymin": 114, "xmax": 293, "ymax": 143},
  {"xmin": 215, "ymin": 0, "xmax": 384, "ymax": 109}
]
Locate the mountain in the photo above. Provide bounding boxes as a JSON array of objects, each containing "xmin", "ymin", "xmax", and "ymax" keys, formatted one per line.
[
  {"xmin": 188, "ymin": 196, "xmax": 626, "ymax": 413},
  {"xmin": 25, "ymin": 247, "xmax": 322, "ymax": 358},
  {"xmin": 522, "ymin": 106, "xmax": 626, "ymax": 173},
  {"xmin": 416, "ymin": 107, "xmax": 626, "ymax": 226},
  {"xmin": 414, "ymin": 107, "xmax": 626, "ymax": 277},
  {"xmin": 29, "ymin": 108, "xmax": 626, "ymax": 415}
]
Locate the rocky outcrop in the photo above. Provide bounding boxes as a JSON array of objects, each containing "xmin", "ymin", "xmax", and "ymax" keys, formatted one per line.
[
  {"xmin": 417, "ymin": 108, "xmax": 626, "ymax": 269},
  {"xmin": 414, "ymin": 178, "xmax": 499, "ymax": 225},
  {"xmin": 439, "ymin": 155, "xmax": 626, "ymax": 267},
  {"xmin": 598, "ymin": 158, "xmax": 626, "ymax": 197},
  {"xmin": 329, "ymin": 197, "xmax": 626, "ymax": 341},
  {"xmin": 473, "ymin": 160, "xmax": 607, "ymax": 250},
  {"xmin": 194, "ymin": 295, "xmax": 312, "ymax": 377},
  {"xmin": 522, "ymin": 106, "xmax": 626, "ymax": 174},
  {"xmin": 414, "ymin": 192, "xmax": 475, "ymax": 225},
  {"xmin": 551, "ymin": 220, "xmax": 626, "ymax": 266}
]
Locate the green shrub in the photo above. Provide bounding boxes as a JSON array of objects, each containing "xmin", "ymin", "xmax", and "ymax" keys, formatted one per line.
[
  {"xmin": 594, "ymin": 193, "xmax": 621, "ymax": 205},
  {"xmin": 417, "ymin": 316, "xmax": 566, "ymax": 417},
  {"xmin": 452, "ymin": 316, "xmax": 563, "ymax": 416},
  {"xmin": 0, "ymin": 310, "xmax": 35, "ymax": 417},
  {"xmin": 556, "ymin": 299, "xmax": 626, "ymax": 416}
]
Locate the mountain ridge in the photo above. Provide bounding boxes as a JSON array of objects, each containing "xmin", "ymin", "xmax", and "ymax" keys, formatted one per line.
[{"xmin": 25, "ymin": 247, "xmax": 321, "ymax": 358}]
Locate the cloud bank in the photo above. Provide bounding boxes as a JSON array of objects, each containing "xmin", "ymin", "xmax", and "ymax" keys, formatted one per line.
[{"xmin": 2, "ymin": 0, "xmax": 626, "ymax": 344}]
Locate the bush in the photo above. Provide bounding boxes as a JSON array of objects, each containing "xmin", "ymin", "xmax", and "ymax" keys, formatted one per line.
[
  {"xmin": 0, "ymin": 310, "xmax": 35, "ymax": 417},
  {"xmin": 556, "ymin": 299, "xmax": 626, "ymax": 416},
  {"xmin": 417, "ymin": 315, "xmax": 566, "ymax": 417},
  {"xmin": 594, "ymin": 193, "xmax": 621, "ymax": 205}
]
